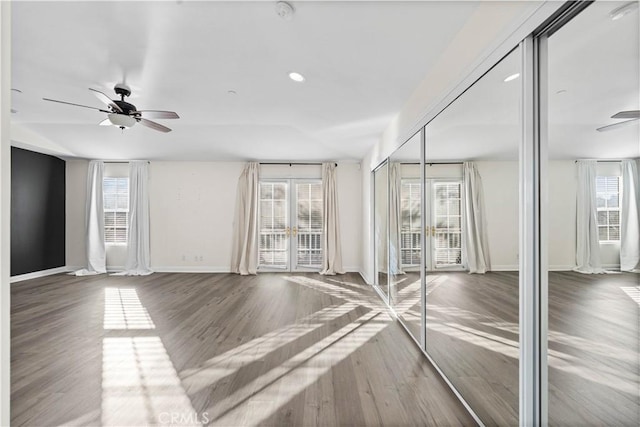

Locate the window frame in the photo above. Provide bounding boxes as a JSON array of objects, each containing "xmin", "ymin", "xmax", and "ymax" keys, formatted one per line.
[
  {"xmin": 595, "ymin": 175, "xmax": 621, "ymax": 244},
  {"xmin": 103, "ymin": 176, "xmax": 130, "ymax": 245}
]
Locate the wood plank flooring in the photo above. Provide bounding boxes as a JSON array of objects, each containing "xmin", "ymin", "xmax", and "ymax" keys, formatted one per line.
[
  {"xmin": 423, "ymin": 271, "xmax": 639, "ymax": 426},
  {"xmin": 11, "ymin": 272, "xmax": 476, "ymax": 427}
]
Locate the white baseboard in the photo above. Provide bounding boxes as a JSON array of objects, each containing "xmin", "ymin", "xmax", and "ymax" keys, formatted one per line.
[
  {"xmin": 152, "ymin": 266, "xmax": 231, "ymax": 273},
  {"xmin": 549, "ymin": 265, "xmax": 575, "ymax": 271},
  {"xmin": 10, "ymin": 266, "xmax": 68, "ymax": 283},
  {"xmin": 491, "ymin": 265, "xmax": 519, "ymax": 272}
]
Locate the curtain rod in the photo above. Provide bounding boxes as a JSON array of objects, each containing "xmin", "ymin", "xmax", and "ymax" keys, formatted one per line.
[
  {"xmin": 427, "ymin": 162, "xmax": 464, "ymax": 165},
  {"xmin": 260, "ymin": 162, "xmax": 337, "ymax": 167},
  {"xmin": 102, "ymin": 160, "xmax": 150, "ymax": 164}
]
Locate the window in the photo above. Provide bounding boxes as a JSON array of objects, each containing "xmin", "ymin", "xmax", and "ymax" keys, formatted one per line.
[
  {"xmin": 400, "ymin": 179, "xmax": 421, "ymax": 266},
  {"xmin": 103, "ymin": 177, "xmax": 129, "ymax": 244},
  {"xmin": 433, "ymin": 182, "xmax": 462, "ymax": 266},
  {"xmin": 596, "ymin": 176, "xmax": 620, "ymax": 242}
]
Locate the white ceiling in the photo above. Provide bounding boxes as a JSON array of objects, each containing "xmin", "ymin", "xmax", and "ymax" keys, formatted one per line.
[
  {"xmin": 423, "ymin": 0, "xmax": 639, "ymax": 161},
  {"xmin": 13, "ymin": 1, "xmax": 638, "ymax": 163},
  {"xmin": 11, "ymin": 0, "xmax": 488, "ymax": 161}
]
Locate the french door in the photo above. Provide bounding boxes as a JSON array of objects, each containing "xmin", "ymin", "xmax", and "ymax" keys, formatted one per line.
[
  {"xmin": 426, "ymin": 180, "xmax": 463, "ymax": 270},
  {"xmin": 258, "ymin": 179, "xmax": 323, "ymax": 271},
  {"xmin": 399, "ymin": 178, "xmax": 464, "ymax": 271}
]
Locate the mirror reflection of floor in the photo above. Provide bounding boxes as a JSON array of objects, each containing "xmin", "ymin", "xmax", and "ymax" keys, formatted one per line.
[{"xmin": 422, "ymin": 271, "xmax": 639, "ymax": 426}]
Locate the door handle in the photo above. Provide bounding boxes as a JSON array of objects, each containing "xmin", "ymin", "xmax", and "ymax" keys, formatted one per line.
[
  {"xmin": 292, "ymin": 226, "xmax": 298, "ymax": 237},
  {"xmin": 431, "ymin": 226, "xmax": 436, "ymax": 236},
  {"xmin": 285, "ymin": 226, "xmax": 291, "ymax": 237}
]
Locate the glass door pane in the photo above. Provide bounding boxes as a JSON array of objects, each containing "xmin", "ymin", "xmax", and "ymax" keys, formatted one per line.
[
  {"xmin": 424, "ymin": 47, "xmax": 521, "ymax": 425},
  {"xmin": 389, "ymin": 131, "xmax": 422, "ymax": 341},
  {"xmin": 545, "ymin": 2, "xmax": 639, "ymax": 425},
  {"xmin": 258, "ymin": 181, "xmax": 289, "ymax": 270},
  {"xmin": 374, "ymin": 162, "xmax": 389, "ymax": 298},
  {"xmin": 293, "ymin": 181, "xmax": 323, "ymax": 270}
]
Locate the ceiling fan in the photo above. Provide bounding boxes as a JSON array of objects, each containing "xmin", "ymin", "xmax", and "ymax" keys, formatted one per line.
[
  {"xmin": 596, "ymin": 110, "xmax": 640, "ymax": 132},
  {"xmin": 43, "ymin": 83, "xmax": 179, "ymax": 133}
]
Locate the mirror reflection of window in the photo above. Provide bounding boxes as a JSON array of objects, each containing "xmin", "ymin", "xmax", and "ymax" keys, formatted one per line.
[
  {"xmin": 424, "ymin": 46, "xmax": 521, "ymax": 425},
  {"xmin": 546, "ymin": 2, "xmax": 639, "ymax": 425}
]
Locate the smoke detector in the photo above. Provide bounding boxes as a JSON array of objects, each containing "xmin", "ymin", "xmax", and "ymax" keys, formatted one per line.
[{"xmin": 276, "ymin": 1, "xmax": 295, "ymax": 21}]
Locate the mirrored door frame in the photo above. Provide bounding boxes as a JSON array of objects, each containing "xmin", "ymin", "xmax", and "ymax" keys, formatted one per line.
[
  {"xmin": 367, "ymin": 3, "xmax": 602, "ymax": 426},
  {"xmin": 372, "ymin": 159, "xmax": 390, "ymax": 303}
]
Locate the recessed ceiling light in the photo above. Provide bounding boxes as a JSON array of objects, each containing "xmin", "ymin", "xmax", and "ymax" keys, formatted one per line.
[
  {"xmin": 610, "ymin": 2, "xmax": 638, "ymax": 20},
  {"xmin": 289, "ymin": 72, "xmax": 305, "ymax": 82},
  {"xmin": 503, "ymin": 73, "xmax": 520, "ymax": 82},
  {"xmin": 227, "ymin": 90, "xmax": 237, "ymax": 95},
  {"xmin": 556, "ymin": 89, "xmax": 567, "ymax": 95}
]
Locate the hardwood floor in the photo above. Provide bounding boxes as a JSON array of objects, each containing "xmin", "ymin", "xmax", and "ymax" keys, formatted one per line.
[
  {"xmin": 423, "ymin": 271, "xmax": 639, "ymax": 426},
  {"xmin": 11, "ymin": 272, "xmax": 476, "ymax": 427}
]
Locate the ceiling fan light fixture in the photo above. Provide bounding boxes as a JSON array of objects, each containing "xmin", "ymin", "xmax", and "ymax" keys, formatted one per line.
[
  {"xmin": 108, "ymin": 113, "xmax": 136, "ymax": 129},
  {"xmin": 610, "ymin": 2, "xmax": 638, "ymax": 20}
]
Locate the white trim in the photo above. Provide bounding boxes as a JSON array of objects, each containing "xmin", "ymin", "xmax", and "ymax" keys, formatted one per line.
[
  {"xmin": 548, "ymin": 265, "xmax": 575, "ymax": 272},
  {"xmin": 0, "ymin": 2, "xmax": 11, "ymax": 424},
  {"xmin": 10, "ymin": 266, "xmax": 68, "ymax": 283},
  {"xmin": 359, "ymin": 270, "xmax": 373, "ymax": 285},
  {"xmin": 152, "ymin": 266, "xmax": 231, "ymax": 273},
  {"xmin": 491, "ymin": 265, "xmax": 520, "ymax": 272}
]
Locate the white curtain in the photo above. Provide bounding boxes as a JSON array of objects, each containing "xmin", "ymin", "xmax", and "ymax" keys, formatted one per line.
[
  {"xmin": 117, "ymin": 161, "xmax": 152, "ymax": 276},
  {"xmin": 620, "ymin": 159, "xmax": 640, "ymax": 272},
  {"xmin": 231, "ymin": 162, "xmax": 259, "ymax": 275},
  {"xmin": 462, "ymin": 162, "xmax": 490, "ymax": 274},
  {"xmin": 389, "ymin": 163, "xmax": 404, "ymax": 275},
  {"xmin": 73, "ymin": 160, "xmax": 106, "ymax": 276},
  {"xmin": 320, "ymin": 163, "xmax": 345, "ymax": 275},
  {"xmin": 574, "ymin": 160, "xmax": 607, "ymax": 274}
]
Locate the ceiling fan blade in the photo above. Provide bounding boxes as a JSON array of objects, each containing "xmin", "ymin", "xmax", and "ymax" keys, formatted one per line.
[
  {"xmin": 43, "ymin": 97, "xmax": 110, "ymax": 113},
  {"xmin": 98, "ymin": 118, "xmax": 111, "ymax": 126},
  {"xmin": 133, "ymin": 110, "xmax": 180, "ymax": 119},
  {"xmin": 89, "ymin": 88, "xmax": 123, "ymax": 113},
  {"xmin": 611, "ymin": 110, "xmax": 640, "ymax": 119},
  {"xmin": 137, "ymin": 118, "xmax": 171, "ymax": 133},
  {"xmin": 596, "ymin": 119, "xmax": 639, "ymax": 132}
]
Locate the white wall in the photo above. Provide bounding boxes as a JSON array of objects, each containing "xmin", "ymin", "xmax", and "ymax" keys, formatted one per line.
[
  {"xmin": 65, "ymin": 161, "xmax": 362, "ymax": 273},
  {"xmin": 149, "ymin": 162, "xmax": 244, "ymax": 272},
  {"xmin": 65, "ymin": 160, "xmax": 88, "ymax": 269},
  {"xmin": 477, "ymin": 161, "xmax": 519, "ymax": 271}
]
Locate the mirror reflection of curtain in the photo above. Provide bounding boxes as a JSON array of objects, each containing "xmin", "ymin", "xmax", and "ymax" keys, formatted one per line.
[
  {"xmin": 574, "ymin": 160, "xmax": 606, "ymax": 274},
  {"xmin": 389, "ymin": 163, "xmax": 404, "ymax": 276},
  {"xmin": 620, "ymin": 159, "xmax": 640, "ymax": 272},
  {"xmin": 462, "ymin": 162, "xmax": 490, "ymax": 273}
]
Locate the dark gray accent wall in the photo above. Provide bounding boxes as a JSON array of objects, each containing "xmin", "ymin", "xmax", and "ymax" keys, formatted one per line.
[{"xmin": 11, "ymin": 147, "xmax": 66, "ymax": 276}]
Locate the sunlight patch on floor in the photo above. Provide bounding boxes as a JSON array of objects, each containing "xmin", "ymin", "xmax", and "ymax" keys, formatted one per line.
[
  {"xmin": 102, "ymin": 287, "xmax": 201, "ymax": 426},
  {"xmin": 104, "ymin": 288, "xmax": 155, "ymax": 330},
  {"xmin": 621, "ymin": 286, "xmax": 640, "ymax": 306},
  {"xmin": 180, "ymin": 302, "xmax": 362, "ymax": 393},
  {"xmin": 208, "ymin": 310, "xmax": 386, "ymax": 426}
]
